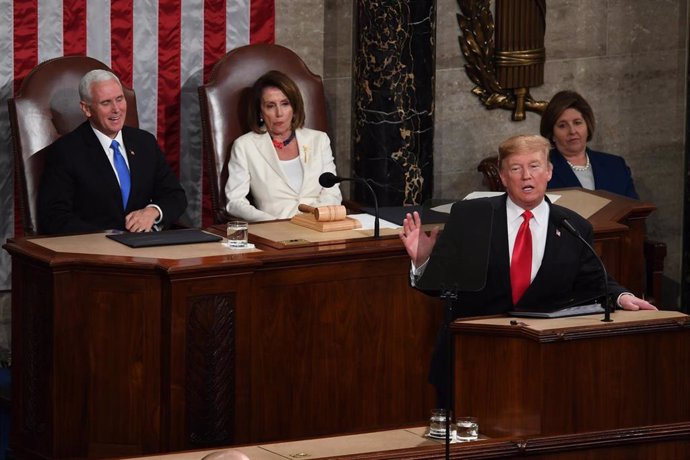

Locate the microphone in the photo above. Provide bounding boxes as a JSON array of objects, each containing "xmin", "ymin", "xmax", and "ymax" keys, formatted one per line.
[
  {"xmin": 319, "ymin": 172, "xmax": 380, "ymax": 238},
  {"xmin": 550, "ymin": 207, "xmax": 612, "ymax": 322}
]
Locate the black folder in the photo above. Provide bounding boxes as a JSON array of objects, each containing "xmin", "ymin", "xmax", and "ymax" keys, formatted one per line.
[
  {"xmin": 106, "ymin": 228, "xmax": 222, "ymax": 248},
  {"xmin": 508, "ymin": 293, "xmax": 605, "ymax": 318},
  {"xmin": 361, "ymin": 205, "xmax": 450, "ymax": 226}
]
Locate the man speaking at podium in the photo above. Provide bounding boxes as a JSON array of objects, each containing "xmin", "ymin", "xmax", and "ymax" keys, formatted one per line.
[{"xmin": 399, "ymin": 134, "xmax": 656, "ymax": 405}]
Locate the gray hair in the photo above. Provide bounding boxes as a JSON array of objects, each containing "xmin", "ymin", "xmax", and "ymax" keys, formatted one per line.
[{"xmin": 78, "ymin": 69, "xmax": 122, "ymax": 103}]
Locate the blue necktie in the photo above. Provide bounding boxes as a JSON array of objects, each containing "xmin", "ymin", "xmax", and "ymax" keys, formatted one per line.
[{"xmin": 111, "ymin": 140, "xmax": 130, "ymax": 208}]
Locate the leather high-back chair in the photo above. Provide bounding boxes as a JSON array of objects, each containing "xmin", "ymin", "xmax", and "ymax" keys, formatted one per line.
[
  {"xmin": 198, "ymin": 43, "xmax": 328, "ymax": 224},
  {"xmin": 8, "ymin": 55, "xmax": 138, "ymax": 235}
]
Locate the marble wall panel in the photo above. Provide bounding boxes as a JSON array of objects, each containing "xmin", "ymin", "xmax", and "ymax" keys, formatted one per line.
[
  {"xmin": 607, "ymin": 0, "xmax": 685, "ymax": 55},
  {"xmin": 436, "ymin": 0, "xmax": 466, "ymax": 70},
  {"xmin": 324, "ymin": 0, "xmax": 354, "ymax": 79},
  {"xmin": 545, "ymin": 0, "xmax": 607, "ymax": 59},
  {"xmin": 275, "ymin": 0, "xmax": 325, "ymax": 76}
]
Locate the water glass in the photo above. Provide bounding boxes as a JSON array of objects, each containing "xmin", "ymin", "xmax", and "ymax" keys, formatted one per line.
[
  {"xmin": 429, "ymin": 408, "xmax": 450, "ymax": 437},
  {"xmin": 226, "ymin": 220, "xmax": 248, "ymax": 248},
  {"xmin": 455, "ymin": 416, "xmax": 479, "ymax": 441}
]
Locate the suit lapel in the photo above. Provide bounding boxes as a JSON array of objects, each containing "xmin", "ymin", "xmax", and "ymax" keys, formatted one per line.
[
  {"xmin": 491, "ymin": 196, "xmax": 511, "ymax": 289},
  {"xmin": 253, "ymin": 132, "xmax": 290, "ymax": 183},
  {"xmin": 550, "ymin": 149, "xmax": 582, "ymax": 187},
  {"xmin": 295, "ymin": 129, "xmax": 312, "ymax": 195}
]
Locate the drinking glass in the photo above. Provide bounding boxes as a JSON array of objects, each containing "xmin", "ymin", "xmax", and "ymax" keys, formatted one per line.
[
  {"xmin": 226, "ymin": 221, "xmax": 248, "ymax": 248},
  {"xmin": 429, "ymin": 409, "xmax": 451, "ymax": 437},
  {"xmin": 455, "ymin": 416, "xmax": 478, "ymax": 441}
]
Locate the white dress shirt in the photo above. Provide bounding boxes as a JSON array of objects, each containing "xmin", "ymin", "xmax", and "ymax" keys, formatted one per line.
[{"xmin": 89, "ymin": 124, "xmax": 163, "ymax": 225}]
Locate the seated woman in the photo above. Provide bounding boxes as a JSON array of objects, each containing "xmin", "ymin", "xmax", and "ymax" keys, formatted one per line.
[
  {"xmin": 540, "ymin": 90, "xmax": 639, "ymax": 199},
  {"xmin": 225, "ymin": 70, "xmax": 342, "ymax": 221}
]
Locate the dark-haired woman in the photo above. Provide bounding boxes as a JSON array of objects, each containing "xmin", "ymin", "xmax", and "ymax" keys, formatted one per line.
[
  {"xmin": 540, "ymin": 90, "xmax": 638, "ymax": 199},
  {"xmin": 225, "ymin": 70, "xmax": 341, "ymax": 221}
]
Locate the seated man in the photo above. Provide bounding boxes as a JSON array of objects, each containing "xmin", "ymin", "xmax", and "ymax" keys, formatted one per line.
[
  {"xmin": 38, "ymin": 70, "xmax": 187, "ymax": 234},
  {"xmin": 399, "ymin": 134, "xmax": 656, "ymax": 406}
]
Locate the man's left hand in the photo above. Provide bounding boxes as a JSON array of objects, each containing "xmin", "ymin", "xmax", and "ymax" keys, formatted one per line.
[
  {"xmin": 619, "ymin": 294, "xmax": 658, "ymax": 311},
  {"xmin": 125, "ymin": 207, "xmax": 160, "ymax": 232}
]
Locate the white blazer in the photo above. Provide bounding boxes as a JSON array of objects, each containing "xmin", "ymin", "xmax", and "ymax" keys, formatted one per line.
[{"xmin": 225, "ymin": 128, "xmax": 343, "ymax": 222}]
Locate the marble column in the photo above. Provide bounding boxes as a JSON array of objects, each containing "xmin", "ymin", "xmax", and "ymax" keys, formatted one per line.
[{"xmin": 352, "ymin": 1, "xmax": 436, "ymax": 206}]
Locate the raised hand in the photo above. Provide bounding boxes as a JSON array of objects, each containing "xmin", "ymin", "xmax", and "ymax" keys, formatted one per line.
[{"xmin": 399, "ymin": 211, "xmax": 440, "ymax": 267}]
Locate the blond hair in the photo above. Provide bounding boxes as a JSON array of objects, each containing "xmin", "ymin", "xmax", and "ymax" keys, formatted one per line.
[{"xmin": 498, "ymin": 134, "xmax": 551, "ymax": 169}]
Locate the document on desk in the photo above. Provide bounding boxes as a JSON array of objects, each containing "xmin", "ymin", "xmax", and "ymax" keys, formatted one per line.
[
  {"xmin": 508, "ymin": 303, "xmax": 604, "ymax": 318},
  {"xmin": 349, "ymin": 213, "xmax": 401, "ymax": 230}
]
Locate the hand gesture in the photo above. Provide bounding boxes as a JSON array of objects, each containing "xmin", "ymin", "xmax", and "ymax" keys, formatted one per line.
[
  {"xmin": 399, "ymin": 211, "xmax": 440, "ymax": 267},
  {"xmin": 125, "ymin": 207, "xmax": 160, "ymax": 232},
  {"xmin": 618, "ymin": 294, "xmax": 658, "ymax": 311}
]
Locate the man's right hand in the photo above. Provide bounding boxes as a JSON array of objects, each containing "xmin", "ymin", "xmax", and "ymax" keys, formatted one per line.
[{"xmin": 399, "ymin": 211, "xmax": 440, "ymax": 267}]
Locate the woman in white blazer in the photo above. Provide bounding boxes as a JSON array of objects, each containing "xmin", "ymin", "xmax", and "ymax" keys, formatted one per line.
[{"xmin": 225, "ymin": 70, "xmax": 342, "ymax": 222}]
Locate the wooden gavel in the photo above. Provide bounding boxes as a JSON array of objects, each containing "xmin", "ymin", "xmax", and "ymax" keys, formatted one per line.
[{"xmin": 298, "ymin": 204, "xmax": 347, "ymax": 222}]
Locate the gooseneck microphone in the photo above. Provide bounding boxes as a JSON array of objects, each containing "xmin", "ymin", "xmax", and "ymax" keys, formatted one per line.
[
  {"xmin": 319, "ymin": 172, "xmax": 380, "ymax": 238},
  {"xmin": 551, "ymin": 208, "xmax": 612, "ymax": 322}
]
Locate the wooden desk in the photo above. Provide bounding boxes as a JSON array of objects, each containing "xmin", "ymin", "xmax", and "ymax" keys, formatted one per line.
[
  {"xmin": 5, "ymin": 229, "xmax": 442, "ymax": 459},
  {"xmin": 124, "ymin": 423, "xmax": 690, "ymax": 459},
  {"xmin": 3, "ymin": 190, "xmax": 657, "ymax": 460}
]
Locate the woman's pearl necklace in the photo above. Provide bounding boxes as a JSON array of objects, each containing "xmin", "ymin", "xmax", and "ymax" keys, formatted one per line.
[{"xmin": 567, "ymin": 154, "xmax": 591, "ymax": 171}]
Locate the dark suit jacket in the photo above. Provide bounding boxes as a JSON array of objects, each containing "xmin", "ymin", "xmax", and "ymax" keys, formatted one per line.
[
  {"xmin": 38, "ymin": 121, "xmax": 187, "ymax": 234},
  {"xmin": 547, "ymin": 148, "xmax": 639, "ymax": 199},
  {"xmin": 418, "ymin": 194, "xmax": 625, "ymax": 393}
]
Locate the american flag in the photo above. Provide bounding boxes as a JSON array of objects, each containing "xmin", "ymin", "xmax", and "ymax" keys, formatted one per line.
[{"xmin": 0, "ymin": 0, "xmax": 275, "ymax": 289}]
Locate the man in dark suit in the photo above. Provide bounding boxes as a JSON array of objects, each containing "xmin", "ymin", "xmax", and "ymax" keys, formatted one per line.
[
  {"xmin": 38, "ymin": 69, "xmax": 187, "ymax": 234},
  {"xmin": 399, "ymin": 134, "xmax": 655, "ymax": 405}
]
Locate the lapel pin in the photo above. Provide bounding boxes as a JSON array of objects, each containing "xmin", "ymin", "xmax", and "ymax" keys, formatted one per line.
[
  {"xmin": 129, "ymin": 149, "xmax": 135, "ymax": 156},
  {"xmin": 556, "ymin": 229, "xmax": 561, "ymax": 237}
]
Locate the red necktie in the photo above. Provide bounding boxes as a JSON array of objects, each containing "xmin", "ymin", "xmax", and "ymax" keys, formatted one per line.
[{"xmin": 511, "ymin": 210, "xmax": 533, "ymax": 305}]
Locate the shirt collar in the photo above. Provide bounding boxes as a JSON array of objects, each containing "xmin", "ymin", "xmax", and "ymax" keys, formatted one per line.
[
  {"xmin": 506, "ymin": 196, "xmax": 550, "ymax": 226},
  {"xmin": 90, "ymin": 124, "xmax": 125, "ymax": 154}
]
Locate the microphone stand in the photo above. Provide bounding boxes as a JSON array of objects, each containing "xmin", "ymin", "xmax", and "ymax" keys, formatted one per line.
[
  {"xmin": 440, "ymin": 287, "xmax": 458, "ymax": 460},
  {"xmin": 560, "ymin": 218, "xmax": 612, "ymax": 322}
]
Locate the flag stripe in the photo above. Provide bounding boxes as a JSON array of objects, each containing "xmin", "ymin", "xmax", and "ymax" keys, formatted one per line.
[
  {"xmin": 86, "ymin": 0, "xmax": 111, "ymax": 64},
  {"xmin": 13, "ymin": 0, "xmax": 38, "ymax": 94},
  {"xmin": 226, "ymin": 0, "xmax": 249, "ymax": 51},
  {"xmin": 157, "ymin": 1, "xmax": 182, "ymax": 173},
  {"xmin": 111, "ymin": 0, "xmax": 133, "ymax": 88},
  {"xmin": 249, "ymin": 0, "xmax": 274, "ymax": 43},
  {"xmin": 0, "ymin": 0, "xmax": 13, "ymax": 288},
  {"xmin": 12, "ymin": 0, "xmax": 37, "ymax": 237},
  {"xmin": 180, "ymin": 0, "xmax": 205, "ymax": 226},
  {"xmin": 38, "ymin": 0, "xmax": 62, "ymax": 61},
  {"xmin": 63, "ymin": 0, "xmax": 86, "ymax": 55},
  {"xmin": 205, "ymin": 0, "xmax": 226, "ymax": 77},
  {"xmin": 132, "ymin": 1, "xmax": 158, "ymax": 135}
]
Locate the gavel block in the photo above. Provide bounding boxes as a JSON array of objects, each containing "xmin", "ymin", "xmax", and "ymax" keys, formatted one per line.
[{"xmin": 291, "ymin": 204, "xmax": 362, "ymax": 232}]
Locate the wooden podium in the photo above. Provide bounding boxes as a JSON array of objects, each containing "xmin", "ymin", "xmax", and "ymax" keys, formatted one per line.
[{"xmin": 452, "ymin": 311, "xmax": 690, "ymax": 439}]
